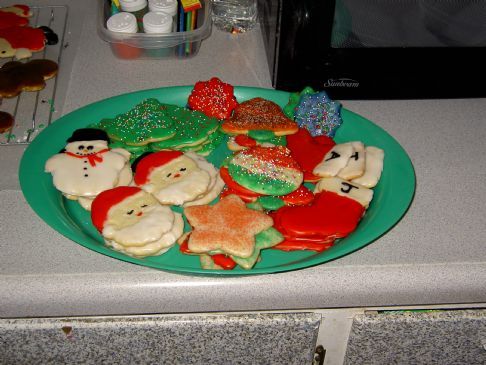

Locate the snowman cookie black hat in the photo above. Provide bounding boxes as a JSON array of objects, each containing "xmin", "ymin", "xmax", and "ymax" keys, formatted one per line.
[{"xmin": 66, "ymin": 128, "xmax": 109, "ymax": 143}]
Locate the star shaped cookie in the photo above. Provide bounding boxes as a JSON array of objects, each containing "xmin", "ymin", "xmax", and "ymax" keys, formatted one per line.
[{"xmin": 184, "ymin": 194, "xmax": 274, "ymax": 258}]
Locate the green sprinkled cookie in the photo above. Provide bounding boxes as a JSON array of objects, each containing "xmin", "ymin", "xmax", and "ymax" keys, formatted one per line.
[
  {"xmin": 227, "ymin": 146, "xmax": 304, "ymax": 196},
  {"xmin": 149, "ymin": 105, "xmax": 219, "ymax": 150},
  {"xmin": 96, "ymin": 98, "xmax": 176, "ymax": 146}
]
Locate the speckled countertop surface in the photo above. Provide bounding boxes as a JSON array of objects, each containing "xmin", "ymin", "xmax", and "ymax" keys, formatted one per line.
[{"xmin": 1, "ymin": 0, "xmax": 485, "ymax": 318}]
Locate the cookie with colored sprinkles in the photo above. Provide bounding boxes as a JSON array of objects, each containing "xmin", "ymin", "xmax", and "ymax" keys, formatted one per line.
[
  {"xmin": 227, "ymin": 145, "xmax": 304, "ymax": 196},
  {"xmin": 96, "ymin": 98, "xmax": 176, "ymax": 146},
  {"xmin": 149, "ymin": 104, "xmax": 220, "ymax": 150},
  {"xmin": 294, "ymin": 90, "xmax": 343, "ymax": 137},
  {"xmin": 222, "ymin": 97, "xmax": 298, "ymax": 136},
  {"xmin": 283, "ymin": 86, "xmax": 316, "ymax": 119},
  {"xmin": 188, "ymin": 77, "xmax": 238, "ymax": 119}
]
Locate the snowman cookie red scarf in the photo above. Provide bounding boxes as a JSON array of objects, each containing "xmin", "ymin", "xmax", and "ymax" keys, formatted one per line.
[{"xmin": 65, "ymin": 148, "xmax": 110, "ymax": 167}]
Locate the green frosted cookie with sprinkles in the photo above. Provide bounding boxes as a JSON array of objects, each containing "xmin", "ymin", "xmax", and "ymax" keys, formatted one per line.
[
  {"xmin": 96, "ymin": 98, "xmax": 176, "ymax": 146},
  {"xmin": 283, "ymin": 86, "xmax": 315, "ymax": 119},
  {"xmin": 227, "ymin": 145, "xmax": 304, "ymax": 196},
  {"xmin": 195, "ymin": 129, "xmax": 227, "ymax": 156},
  {"xmin": 149, "ymin": 105, "xmax": 219, "ymax": 150}
]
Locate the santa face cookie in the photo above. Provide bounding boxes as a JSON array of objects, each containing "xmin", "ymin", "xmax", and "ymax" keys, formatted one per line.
[
  {"xmin": 45, "ymin": 128, "xmax": 131, "ymax": 198},
  {"xmin": 91, "ymin": 186, "xmax": 182, "ymax": 258},
  {"xmin": 134, "ymin": 150, "xmax": 211, "ymax": 206}
]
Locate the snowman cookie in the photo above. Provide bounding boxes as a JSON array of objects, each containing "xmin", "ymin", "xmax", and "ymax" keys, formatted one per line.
[
  {"xmin": 45, "ymin": 128, "xmax": 132, "ymax": 200},
  {"xmin": 91, "ymin": 186, "xmax": 183, "ymax": 258},
  {"xmin": 133, "ymin": 150, "xmax": 212, "ymax": 206}
]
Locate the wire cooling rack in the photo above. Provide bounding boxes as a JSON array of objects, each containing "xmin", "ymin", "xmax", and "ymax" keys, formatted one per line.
[{"xmin": 0, "ymin": 4, "xmax": 68, "ymax": 145}]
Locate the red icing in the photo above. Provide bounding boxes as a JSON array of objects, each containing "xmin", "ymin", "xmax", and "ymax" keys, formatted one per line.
[
  {"xmin": 220, "ymin": 167, "xmax": 262, "ymax": 199},
  {"xmin": 91, "ymin": 186, "xmax": 142, "ymax": 232},
  {"xmin": 179, "ymin": 235, "xmax": 237, "ymax": 270},
  {"xmin": 211, "ymin": 254, "xmax": 237, "ymax": 270},
  {"xmin": 12, "ymin": 5, "xmax": 31, "ymax": 16},
  {"xmin": 286, "ymin": 128, "xmax": 335, "ymax": 182},
  {"xmin": 273, "ymin": 239, "xmax": 333, "ymax": 252},
  {"xmin": 0, "ymin": 11, "xmax": 28, "ymax": 29},
  {"xmin": 220, "ymin": 186, "xmax": 258, "ymax": 203},
  {"xmin": 272, "ymin": 191, "xmax": 364, "ymax": 242},
  {"xmin": 188, "ymin": 77, "xmax": 238, "ymax": 119},
  {"xmin": 134, "ymin": 150, "xmax": 183, "ymax": 186},
  {"xmin": 234, "ymin": 134, "xmax": 257, "ymax": 148},
  {"xmin": 281, "ymin": 185, "xmax": 314, "ymax": 206},
  {"xmin": 0, "ymin": 26, "xmax": 46, "ymax": 50},
  {"xmin": 65, "ymin": 149, "xmax": 109, "ymax": 167}
]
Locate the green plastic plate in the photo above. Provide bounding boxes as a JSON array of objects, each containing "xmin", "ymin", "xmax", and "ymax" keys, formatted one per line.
[{"xmin": 19, "ymin": 86, "xmax": 415, "ymax": 275}]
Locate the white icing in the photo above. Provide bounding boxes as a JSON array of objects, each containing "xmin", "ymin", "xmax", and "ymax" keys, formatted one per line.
[
  {"xmin": 139, "ymin": 155, "xmax": 211, "ymax": 205},
  {"xmin": 105, "ymin": 213, "xmax": 184, "ymax": 258},
  {"xmin": 45, "ymin": 141, "xmax": 130, "ymax": 197},
  {"xmin": 184, "ymin": 174, "xmax": 225, "ymax": 207},
  {"xmin": 352, "ymin": 146, "xmax": 384, "ymax": 188},
  {"xmin": 314, "ymin": 176, "xmax": 373, "ymax": 208},
  {"xmin": 313, "ymin": 143, "xmax": 354, "ymax": 178},
  {"xmin": 337, "ymin": 141, "xmax": 366, "ymax": 180},
  {"xmin": 102, "ymin": 194, "xmax": 175, "ymax": 246}
]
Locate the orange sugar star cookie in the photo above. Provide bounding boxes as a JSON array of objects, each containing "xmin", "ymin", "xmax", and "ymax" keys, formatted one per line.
[{"xmin": 184, "ymin": 194, "xmax": 274, "ymax": 258}]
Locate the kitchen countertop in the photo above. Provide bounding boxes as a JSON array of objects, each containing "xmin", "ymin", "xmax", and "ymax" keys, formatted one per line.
[{"xmin": 1, "ymin": 0, "xmax": 485, "ymax": 318}]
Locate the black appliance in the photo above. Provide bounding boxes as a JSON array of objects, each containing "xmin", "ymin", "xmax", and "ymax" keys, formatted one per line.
[{"xmin": 258, "ymin": 0, "xmax": 486, "ymax": 99}]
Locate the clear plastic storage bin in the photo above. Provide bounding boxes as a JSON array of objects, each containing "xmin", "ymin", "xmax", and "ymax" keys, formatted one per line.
[{"xmin": 98, "ymin": 0, "xmax": 212, "ymax": 59}]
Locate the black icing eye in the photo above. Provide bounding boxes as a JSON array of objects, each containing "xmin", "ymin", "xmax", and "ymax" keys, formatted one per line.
[
  {"xmin": 166, "ymin": 173, "xmax": 172, "ymax": 177},
  {"xmin": 1, "ymin": 51, "xmax": 6, "ymax": 54},
  {"xmin": 87, "ymin": 145, "xmax": 94, "ymax": 150},
  {"xmin": 78, "ymin": 145, "xmax": 85, "ymax": 150},
  {"xmin": 127, "ymin": 210, "xmax": 134, "ymax": 215},
  {"xmin": 180, "ymin": 167, "xmax": 187, "ymax": 172},
  {"xmin": 141, "ymin": 204, "xmax": 148, "ymax": 208}
]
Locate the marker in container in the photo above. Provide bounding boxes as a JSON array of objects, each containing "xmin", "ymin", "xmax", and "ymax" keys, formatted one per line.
[
  {"xmin": 106, "ymin": 12, "xmax": 142, "ymax": 59},
  {"xmin": 148, "ymin": 0, "xmax": 178, "ymax": 32},
  {"xmin": 118, "ymin": 0, "xmax": 148, "ymax": 31},
  {"xmin": 143, "ymin": 11, "xmax": 174, "ymax": 57}
]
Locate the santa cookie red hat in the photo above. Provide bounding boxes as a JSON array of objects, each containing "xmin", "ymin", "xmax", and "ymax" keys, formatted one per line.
[
  {"xmin": 91, "ymin": 186, "xmax": 142, "ymax": 232},
  {"xmin": 133, "ymin": 150, "xmax": 184, "ymax": 186}
]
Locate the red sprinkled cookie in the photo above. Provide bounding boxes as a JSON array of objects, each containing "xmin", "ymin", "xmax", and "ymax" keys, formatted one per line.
[{"xmin": 188, "ymin": 77, "xmax": 238, "ymax": 119}]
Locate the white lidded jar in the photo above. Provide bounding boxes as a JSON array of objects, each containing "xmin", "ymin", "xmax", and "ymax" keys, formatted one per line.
[
  {"xmin": 106, "ymin": 12, "xmax": 142, "ymax": 59},
  {"xmin": 119, "ymin": 0, "xmax": 148, "ymax": 31},
  {"xmin": 148, "ymin": 0, "xmax": 178, "ymax": 31},
  {"xmin": 143, "ymin": 11, "xmax": 173, "ymax": 33},
  {"xmin": 106, "ymin": 12, "xmax": 138, "ymax": 34},
  {"xmin": 143, "ymin": 11, "xmax": 174, "ymax": 57}
]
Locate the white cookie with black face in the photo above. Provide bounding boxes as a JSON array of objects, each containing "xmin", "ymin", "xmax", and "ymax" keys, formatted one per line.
[{"xmin": 45, "ymin": 139, "xmax": 131, "ymax": 198}]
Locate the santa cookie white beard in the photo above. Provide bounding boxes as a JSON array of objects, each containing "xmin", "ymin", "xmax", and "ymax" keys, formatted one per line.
[
  {"xmin": 91, "ymin": 186, "xmax": 183, "ymax": 258},
  {"xmin": 134, "ymin": 150, "xmax": 213, "ymax": 206}
]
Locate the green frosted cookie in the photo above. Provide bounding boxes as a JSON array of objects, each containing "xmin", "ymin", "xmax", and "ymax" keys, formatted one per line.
[
  {"xmin": 283, "ymin": 86, "xmax": 316, "ymax": 119},
  {"xmin": 149, "ymin": 106, "xmax": 219, "ymax": 150},
  {"xmin": 109, "ymin": 140, "xmax": 150, "ymax": 162},
  {"xmin": 231, "ymin": 227, "xmax": 283, "ymax": 269},
  {"xmin": 96, "ymin": 98, "xmax": 176, "ymax": 146},
  {"xmin": 227, "ymin": 146, "xmax": 304, "ymax": 196}
]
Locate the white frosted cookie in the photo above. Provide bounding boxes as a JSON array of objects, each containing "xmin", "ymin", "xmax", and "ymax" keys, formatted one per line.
[
  {"xmin": 352, "ymin": 146, "xmax": 384, "ymax": 188},
  {"xmin": 134, "ymin": 150, "xmax": 212, "ymax": 206},
  {"xmin": 45, "ymin": 132, "xmax": 131, "ymax": 198},
  {"xmin": 91, "ymin": 186, "xmax": 183, "ymax": 258},
  {"xmin": 337, "ymin": 141, "xmax": 365, "ymax": 180},
  {"xmin": 106, "ymin": 213, "xmax": 184, "ymax": 258},
  {"xmin": 313, "ymin": 142, "xmax": 354, "ymax": 178},
  {"xmin": 314, "ymin": 176, "xmax": 373, "ymax": 208}
]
